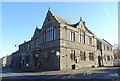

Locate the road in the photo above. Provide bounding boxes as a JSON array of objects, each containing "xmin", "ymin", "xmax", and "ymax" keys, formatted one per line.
[{"xmin": 0, "ymin": 67, "xmax": 120, "ymax": 81}]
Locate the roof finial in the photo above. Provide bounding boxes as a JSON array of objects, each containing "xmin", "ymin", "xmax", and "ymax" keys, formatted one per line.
[
  {"xmin": 80, "ymin": 17, "xmax": 82, "ymax": 21},
  {"xmin": 36, "ymin": 25, "xmax": 38, "ymax": 29},
  {"xmin": 48, "ymin": 6, "xmax": 50, "ymax": 10}
]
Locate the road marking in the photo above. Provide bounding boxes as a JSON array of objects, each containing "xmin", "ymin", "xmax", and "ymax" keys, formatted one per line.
[
  {"xmin": 70, "ymin": 74, "xmax": 78, "ymax": 79},
  {"xmin": 83, "ymin": 71, "xmax": 92, "ymax": 76},
  {"xmin": 114, "ymin": 73, "xmax": 119, "ymax": 77},
  {"xmin": 110, "ymin": 73, "xmax": 119, "ymax": 77}
]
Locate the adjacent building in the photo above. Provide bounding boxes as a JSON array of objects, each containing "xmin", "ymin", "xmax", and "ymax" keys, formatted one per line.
[
  {"xmin": 113, "ymin": 45, "xmax": 120, "ymax": 66},
  {"xmin": 1, "ymin": 56, "xmax": 7, "ymax": 67},
  {"xmin": 6, "ymin": 55, "xmax": 12, "ymax": 67},
  {"xmin": 9, "ymin": 9, "xmax": 114, "ymax": 70}
]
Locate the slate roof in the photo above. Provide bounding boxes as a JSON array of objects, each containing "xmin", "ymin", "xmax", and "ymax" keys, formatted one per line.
[
  {"xmin": 52, "ymin": 13, "xmax": 76, "ymax": 25},
  {"xmin": 97, "ymin": 38, "xmax": 112, "ymax": 46}
]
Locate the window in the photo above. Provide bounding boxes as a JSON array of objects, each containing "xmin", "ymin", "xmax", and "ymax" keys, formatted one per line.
[
  {"xmin": 27, "ymin": 44, "xmax": 30, "ymax": 50},
  {"xmin": 97, "ymin": 41, "xmax": 99, "ymax": 50},
  {"xmin": 70, "ymin": 32, "xmax": 75, "ymax": 41},
  {"xmin": 44, "ymin": 26, "xmax": 56, "ymax": 43},
  {"xmin": 88, "ymin": 37, "xmax": 92, "ymax": 45},
  {"xmin": 97, "ymin": 40, "xmax": 101, "ymax": 50},
  {"xmin": 89, "ymin": 53, "xmax": 94, "ymax": 61},
  {"xmin": 53, "ymin": 28, "xmax": 56, "ymax": 40},
  {"xmin": 70, "ymin": 50, "xmax": 75, "ymax": 61},
  {"xmin": 107, "ymin": 46, "xmax": 109, "ymax": 51},
  {"xmin": 35, "ymin": 39, "xmax": 39, "ymax": 48},
  {"xmin": 104, "ymin": 45, "xmax": 106, "ymax": 50},
  {"xmin": 79, "ymin": 31, "xmax": 85, "ymax": 43},
  {"xmin": 31, "ymin": 41, "xmax": 34, "ymax": 49},
  {"xmin": 107, "ymin": 56, "xmax": 110, "ymax": 61},
  {"xmin": 80, "ymin": 51, "xmax": 86, "ymax": 61},
  {"xmin": 104, "ymin": 55, "xmax": 106, "ymax": 61},
  {"xmin": 48, "ymin": 18, "xmax": 50, "ymax": 21},
  {"xmin": 47, "ymin": 16, "xmax": 50, "ymax": 21}
]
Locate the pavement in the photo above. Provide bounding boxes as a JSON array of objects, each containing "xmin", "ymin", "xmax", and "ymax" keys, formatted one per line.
[{"xmin": 2, "ymin": 66, "xmax": 107, "ymax": 75}]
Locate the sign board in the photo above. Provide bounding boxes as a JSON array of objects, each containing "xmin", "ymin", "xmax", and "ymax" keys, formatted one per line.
[
  {"xmin": 35, "ymin": 54, "xmax": 39, "ymax": 57},
  {"xmin": 56, "ymin": 52, "xmax": 60, "ymax": 56}
]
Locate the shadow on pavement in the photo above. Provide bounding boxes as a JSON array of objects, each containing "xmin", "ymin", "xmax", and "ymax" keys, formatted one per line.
[{"xmin": 2, "ymin": 67, "xmax": 58, "ymax": 74}]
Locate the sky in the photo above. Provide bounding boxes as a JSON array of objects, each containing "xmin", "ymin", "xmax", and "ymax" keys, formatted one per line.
[{"xmin": 1, "ymin": 2, "xmax": 118, "ymax": 58}]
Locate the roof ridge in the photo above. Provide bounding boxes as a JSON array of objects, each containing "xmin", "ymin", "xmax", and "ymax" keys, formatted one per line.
[
  {"xmin": 54, "ymin": 13, "xmax": 75, "ymax": 24},
  {"xmin": 49, "ymin": 10, "xmax": 76, "ymax": 24},
  {"xmin": 48, "ymin": 10, "xmax": 94, "ymax": 35}
]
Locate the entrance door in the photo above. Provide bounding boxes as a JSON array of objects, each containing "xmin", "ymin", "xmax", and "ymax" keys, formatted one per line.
[
  {"xmin": 33, "ymin": 54, "xmax": 39, "ymax": 67},
  {"xmin": 98, "ymin": 56, "xmax": 101, "ymax": 66}
]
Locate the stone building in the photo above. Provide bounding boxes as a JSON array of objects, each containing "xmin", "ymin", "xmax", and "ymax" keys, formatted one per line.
[
  {"xmin": 96, "ymin": 38, "xmax": 113, "ymax": 66},
  {"xmin": 11, "ymin": 51, "xmax": 20, "ymax": 68},
  {"xmin": 6, "ymin": 55, "xmax": 12, "ymax": 67},
  {"xmin": 113, "ymin": 44, "xmax": 120, "ymax": 66},
  {"xmin": 2, "ymin": 56, "xmax": 7, "ymax": 67},
  {"xmin": 1, "ymin": 55, "xmax": 12, "ymax": 67},
  {"xmin": 0, "ymin": 58, "xmax": 2, "ymax": 67},
  {"xmin": 11, "ymin": 9, "xmax": 114, "ymax": 70},
  {"xmin": 19, "ymin": 40, "xmax": 31, "ymax": 68}
]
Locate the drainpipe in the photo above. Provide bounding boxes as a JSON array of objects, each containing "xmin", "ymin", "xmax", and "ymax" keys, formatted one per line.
[
  {"xmin": 65, "ymin": 26, "xmax": 67, "ymax": 70},
  {"xmin": 100, "ymin": 44, "xmax": 104, "ymax": 66}
]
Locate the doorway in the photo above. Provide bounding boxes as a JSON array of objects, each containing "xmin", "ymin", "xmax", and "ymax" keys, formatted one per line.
[
  {"xmin": 98, "ymin": 56, "xmax": 101, "ymax": 66},
  {"xmin": 33, "ymin": 53, "xmax": 39, "ymax": 67}
]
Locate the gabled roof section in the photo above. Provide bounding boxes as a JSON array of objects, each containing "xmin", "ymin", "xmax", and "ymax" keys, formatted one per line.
[
  {"xmin": 103, "ymin": 39, "xmax": 113, "ymax": 46},
  {"xmin": 48, "ymin": 10, "xmax": 94, "ymax": 35},
  {"xmin": 32, "ymin": 27, "xmax": 41, "ymax": 39},
  {"xmin": 48, "ymin": 10, "xmax": 75, "ymax": 25},
  {"xmin": 85, "ymin": 26, "xmax": 94, "ymax": 35},
  {"xmin": 97, "ymin": 38, "xmax": 112, "ymax": 47}
]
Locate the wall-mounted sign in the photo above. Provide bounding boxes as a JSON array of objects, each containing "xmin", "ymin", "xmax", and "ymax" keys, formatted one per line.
[
  {"xmin": 56, "ymin": 52, "xmax": 60, "ymax": 56},
  {"xmin": 35, "ymin": 54, "xmax": 39, "ymax": 57}
]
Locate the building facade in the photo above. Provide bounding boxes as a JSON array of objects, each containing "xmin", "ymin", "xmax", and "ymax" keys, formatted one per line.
[
  {"xmin": 6, "ymin": 55, "xmax": 12, "ymax": 67},
  {"xmin": 10, "ymin": 10, "xmax": 114, "ymax": 70},
  {"xmin": 113, "ymin": 45, "xmax": 120, "ymax": 66},
  {"xmin": 2, "ymin": 56, "xmax": 7, "ymax": 67}
]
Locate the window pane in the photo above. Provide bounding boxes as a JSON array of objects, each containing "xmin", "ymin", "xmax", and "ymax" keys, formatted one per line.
[
  {"xmin": 80, "ymin": 51, "xmax": 86, "ymax": 61},
  {"xmin": 70, "ymin": 32, "xmax": 75, "ymax": 41},
  {"xmin": 44, "ymin": 25, "xmax": 55, "ymax": 42},
  {"xmin": 70, "ymin": 50, "xmax": 75, "ymax": 61},
  {"xmin": 49, "ymin": 31, "xmax": 52, "ymax": 41},
  {"xmin": 51, "ymin": 30, "xmax": 53, "ymax": 41},
  {"xmin": 89, "ymin": 53, "xmax": 94, "ymax": 61},
  {"xmin": 54, "ymin": 29, "xmax": 56, "ymax": 40},
  {"xmin": 89, "ymin": 37, "xmax": 92, "ymax": 45},
  {"xmin": 107, "ymin": 56, "xmax": 110, "ymax": 61},
  {"xmin": 80, "ymin": 31, "xmax": 85, "ymax": 43}
]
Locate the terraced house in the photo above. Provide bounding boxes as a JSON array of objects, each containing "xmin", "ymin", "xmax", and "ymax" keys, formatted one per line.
[{"xmin": 11, "ymin": 9, "xmax": 114, "ymax": 70}]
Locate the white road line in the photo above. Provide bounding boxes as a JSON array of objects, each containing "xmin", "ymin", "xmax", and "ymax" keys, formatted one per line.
[
  {"xmin": 114, "ymin": 73, "xmax": 119, "ymax": 77},
  {"xmin": 83, "ymin": 71, "xmax": 92, "ymax": 76}
]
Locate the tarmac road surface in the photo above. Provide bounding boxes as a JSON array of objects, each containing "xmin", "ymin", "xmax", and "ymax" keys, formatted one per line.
[{"xmin": 0, "ymin": 67, "xmax": 120, "ymax": 81}]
